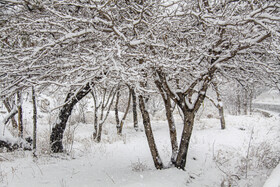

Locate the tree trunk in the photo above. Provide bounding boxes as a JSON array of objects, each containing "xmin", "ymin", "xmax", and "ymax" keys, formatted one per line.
[
  {"xmin": 249, "ymin": 91, "xmax": 253, "ymax": 115},
  {"xmin": 164, "ymin": 97, "xmax": 178, "ymax": 164},
  {"xmin": 50, "ymin": 83, "xmax": 93, "ymax": 153},
  {"xmin": 237, "ymin": 94, "xmax": 241, "ymax": 115},
  {"xmin": 139, "ymin": 95, "xmax": 163, "ymax": 169},
  {"xmin": 155, "ymin": 79, "xmax": 178, "ymax": 164},
  {"xmin": 118, "ymin": 88, "xmax": 132, "ymax": 135},
  {"xmin": 32, "ymin": 86, "xmax": 37, "ymax": 155},
  {"xmin": 3, "ymin": 108, "xmax": 18, "ymax": 125},
  {"xmin": 3, "ymin": 99, "xmax": 17, "ymax": 128},
  {"xmin": 93, "ymin": 108, "xmax": 98, "ymax": 139},
  {"xmin": 218, "ymin": 105, "xmax": 226, "ymax": 130},
  {"xmin": 17, "ymin": 91, "xmax": 23, "ymax": 138},
  {"xmin": 96, "ymin": 122, "xmax": 103, "ymax": 143},
  {"xmin": 244, "ymin": 89, "xmax": 248, "ymax": 115},
  {"xmin": 95, "ymin": 88, "xmax": 116, "ymax": 142},
  {"xmin": 91, "ymin": 91, "xmax": 99, "ymax": 139},
  {"xmin": 175, "ymin": 111, "xmax": 195, "ymax": 170},
  {"xmin": 131, "ymin": 88, "xmax": 138, "ymax": 131},
  {"xmin": 213, "ymin": 83, "xmax": 226, "ymax": 129},
  {"xmin": 115, "ymin": 90, "xmax": 120, "ymax": 133}
]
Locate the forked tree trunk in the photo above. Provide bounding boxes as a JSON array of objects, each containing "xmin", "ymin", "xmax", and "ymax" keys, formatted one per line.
[
  {"xmin": 17, "ymin": 91, "xmax": 23, "ymax": 138},
  {"xmin": 131, "ymin": 88, "xmax": 138, "ymax": 131},
  {"xmin": 32, "ymin": 86, "xmax": 37, "ymax": 155},
  {"xmin": 95, "ymin": 88, "xmax": 116, "ymax": 143},
  {"xmin": 50, "ymin": 83, "xmax": 93, "ymax": 153},
  {"xmin": 155, "ymin": 80, "xmax": 178, "ymax": 164},
  {"xmin": 175, "ymin": 111, "xmax": 195, "ymax": 170},
  {"xmin": 139, "ymin": 95, "xmax": 163, "ymax": 170},
  {"xmin": 156, "ymin": 70, "xmax": 212, "ymax": 170}
]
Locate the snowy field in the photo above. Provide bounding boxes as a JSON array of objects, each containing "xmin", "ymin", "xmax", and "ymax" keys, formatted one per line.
[{"xmin": 0, "ymin": 104, "xmax": 279, "ymax": 187}]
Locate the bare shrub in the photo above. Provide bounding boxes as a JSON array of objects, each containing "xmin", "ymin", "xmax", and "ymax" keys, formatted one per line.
[
  {"xmin": 37, "ymin": 129, "xmax": 51, "ymax": 155},
  {"xmin": 213, "ymin": 138, "xmax": 280, "ymax": 186},
  {"xmin": 239, "ymin": 142, "xmax": 280, "ymax": 173},
  {"xmin": 131, "ymin": 159, "xmax": 148, "ymax": 172},
  {"xmin": 63, "ymin": 124, "xmax": 79, "ymax": 156}
]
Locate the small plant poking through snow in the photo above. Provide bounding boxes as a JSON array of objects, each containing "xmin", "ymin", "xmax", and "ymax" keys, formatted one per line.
[
  {"xmin": 238, "ymin": 141, "xmax": 280, "ymax": 173},
  {"xmin": 213, "ymin": 137, "xmax": 280, "ymax": 186},
  {"xmin": 131, "ymin": 159, "xmax": 148, "ymax": 172}
]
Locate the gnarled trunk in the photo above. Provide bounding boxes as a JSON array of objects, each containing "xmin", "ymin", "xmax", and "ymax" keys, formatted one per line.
[{"xmin": 50, "ymin": 83, "xmax": 93, "ymax": 153}]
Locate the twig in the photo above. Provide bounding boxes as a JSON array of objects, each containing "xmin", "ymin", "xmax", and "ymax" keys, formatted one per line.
[{"xmin": 105, "ymin": 172, "xmax": 115, "ymax": 184}]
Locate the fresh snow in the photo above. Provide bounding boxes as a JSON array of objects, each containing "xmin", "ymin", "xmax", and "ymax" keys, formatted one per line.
[
  {"xmin": 263, "ymin": 163, "xmax": 280, "ymax": 187},
  {"xmin": 0, "ymin": 106, "xmax": 279, "ymax": 187},
  {"xmin": 0, "ymin": 93, "xmax": 279, "ymax": 187}
]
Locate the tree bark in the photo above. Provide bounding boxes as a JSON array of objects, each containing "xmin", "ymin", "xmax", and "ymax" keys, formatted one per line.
[
  {"xmin": 175, "ymin": 110, "xmax": 195, "ymax": 170},
  {"xmin": 17, "ymin": 91, "xmax": 23, "ymax": 138},
  {"xmin": 91, "ymin": 91, "xmax": 99, "ymax": 139},
  {"xmin": 115, "ymin": 90, "xmax": 120, "ymax": 132},
  {"xmin": 96, "ymin": 122, "xmax": 103, "ymax": 143},
  {"xmin": 237, "ymin": 91, "xmax": 241, "ymax": 115},
  {"xmin": 218, "ymin": 105, "xmax": 225, "ymax": 129},
  {"xmin": 244, "ymin": 89, "xmax": 248, "ymax": 115},
  {"xmin": 50, "ymin": 82, "xmax": 93, "ymax": 153},
  {"xmin": 96, "ymin": 88, "xmax": 116, "ymax": 142},
  {"xmin": 131, "ymin": 88, "xmax": 138, "ymax": 131},
  {"xmin": 117, "ymin": 88, "xmax": 132, "ymax": 135},
  {"xmin": 164, "ymin": 97, "xmax": 178, "ymax": 164},
  {"xmin": 32, "ymin": 86, "xmax": 37, "ymax": 154},
  {"xmin": 155, "ymin": 80, "xmax": 178, "ymax": 164},
  {"xmin": 139, "ymin": 95, "xmax": 163, "ymax": 169},
  {"xmin": 213, "ymin": 83, "xmax": 226, "ymax": 129}
]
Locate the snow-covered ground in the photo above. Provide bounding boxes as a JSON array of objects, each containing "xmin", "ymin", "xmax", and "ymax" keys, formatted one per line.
[{"xmin": 0, "ymin": 104, "xmax": 279, "ymax": 187}]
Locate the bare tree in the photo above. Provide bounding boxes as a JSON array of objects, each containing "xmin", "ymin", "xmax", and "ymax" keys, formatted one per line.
[{"xmin": 50, "ymin": 82, "xmax": 94, "ymax": 153}]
